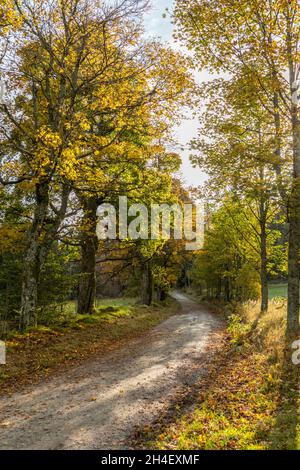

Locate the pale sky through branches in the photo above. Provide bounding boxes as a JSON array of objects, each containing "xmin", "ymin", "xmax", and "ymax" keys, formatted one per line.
[{"xmin": 143, "ymin": 0, "xmax": 207, "ymax": 189}]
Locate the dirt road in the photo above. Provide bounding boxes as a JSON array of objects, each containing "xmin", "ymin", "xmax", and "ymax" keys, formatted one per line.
[{"xmin": 0, "ymin": 292, "xmax": 223, "ymax": 450}]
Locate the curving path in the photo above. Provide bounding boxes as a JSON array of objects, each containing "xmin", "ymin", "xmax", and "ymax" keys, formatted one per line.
[{"xmin": 0, "ymin": 292, "xmax": 222, "ymax": 450}]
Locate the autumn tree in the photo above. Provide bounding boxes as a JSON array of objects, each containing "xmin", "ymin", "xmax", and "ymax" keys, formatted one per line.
[
  {"xmin": 69, "ymin": 38, "xmax": 192, "ymax": 313},
  {"xmin": 0, "ymin": 0, "xmax": 193, "ymax": 325},
  {"xmin": 191, "ymin": 76, "xmax": 286, "ymax": 311},
  {"xmin": 174, "ymin": 0, "xmax": 300, "ymax": 333},
  {"xmin": 0, "ymin": 0, "xmax": 153, "ymax": 328},
  {"xmin": 0, "ymin": 0, "xmax": 20, "ymax": 31}
]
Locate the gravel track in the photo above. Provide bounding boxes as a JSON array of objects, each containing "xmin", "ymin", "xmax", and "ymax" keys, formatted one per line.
[{"xmin": 0, "ymin": 292, "xmax": 222, "ymax": 450}]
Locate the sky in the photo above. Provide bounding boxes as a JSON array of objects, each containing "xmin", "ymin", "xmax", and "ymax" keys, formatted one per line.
[{"xmin": 143, "ymin": 0, "xmax": 207, "ymax": 189}]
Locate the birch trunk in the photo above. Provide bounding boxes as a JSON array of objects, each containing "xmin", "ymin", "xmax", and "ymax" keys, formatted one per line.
[{"xmin": 19, "ymin": 181, "xmax": 49, "ymax": 330}]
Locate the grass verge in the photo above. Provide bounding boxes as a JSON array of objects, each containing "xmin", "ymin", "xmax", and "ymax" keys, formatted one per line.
[
  {"xmin": 134, "ymin": 300, "xmax": 300, "ymax": 450},
  {"xmin": 268, "ymin": 283, "xmax": 288, "ymax": 300},
  {"xmin": 0, "ymin": 297, "xmax": 180, "ymax": 396}
]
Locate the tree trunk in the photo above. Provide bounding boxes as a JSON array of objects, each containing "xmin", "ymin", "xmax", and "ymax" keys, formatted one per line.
[
  {"xmin": 77, "ymin": 196, "xmax": 99, "ymax": 315},
  {"xmin": 259, "ymin": 174, "xmax": 269, "ymax": 313},
  {"xmin": 19, "ymin": 183, "xmax": 70, "ymax": 330},
  {"xmin": 19, "ymin": 181, "xmax": 49, "ymax": 330},
  {"xmin": 287, "ymin": 89, "xmax": 300, "ymax": 333},
  {"xmin": 272, "ymin": 92, "xmax": 287, "ymax": 202},
  {"xmin": 287, "ymin": 179, "xmax": 300, "ymax": 333},
  {"xmin": 20, "ymin": 247, "xmax": 39, "ymax": 330},
  {"xmin": 157, "ymin": 287, "xmax": 167, "ymax": 302},
  {"xmin": 140, "ymin": 260, "xmax": 153, "ymax": 306},
  {"xmin": 260, "ymin": 226, "xmax": 269, "ymax": 312},
  {"xmin": 286, "ymin": 21, "xmax": 300, "ymax": 335},
  {"xmin": 216, "ymin": 277, "xmax": 222, "ymax": 300},
  {"xmin": 77, "ymin": 240, "xmax": 97, "ymax": 314},
  {"xmin": 224, "ymin": 278, "xmax": 231, "ymax": 302},
  {"xmin": 287, "ymin": 81, "xmax": 300, "ymax": 333}
]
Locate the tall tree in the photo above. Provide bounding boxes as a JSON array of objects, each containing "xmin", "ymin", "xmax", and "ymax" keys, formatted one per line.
[
  {"xmin": 191, "ymin": 76, "xmax": 285, "ymax": 311},
  {"xmin": 174, "ymin": 0, "xmax": 300, "ymax": 333},
  {"xmin": 0, "ymin": 0, "xmax": 152, "ymax": 328}
]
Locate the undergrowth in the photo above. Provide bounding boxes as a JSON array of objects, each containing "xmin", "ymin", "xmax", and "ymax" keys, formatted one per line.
[{"xmin": 136, "ymin": 299, "xmax": 300, "ymax": 450}]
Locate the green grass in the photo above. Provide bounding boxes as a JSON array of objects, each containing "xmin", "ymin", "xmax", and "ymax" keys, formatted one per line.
[
  {"xmin": 184, "ymin": 284, "xmax": 289, "ymax": 301},
  {"xmin": 268, "ymin": 283, "xmax": 288, "ymax": 299},
  {"xmin": 14, "ymin": 297, "xmax": 138, "ymax": 333}
]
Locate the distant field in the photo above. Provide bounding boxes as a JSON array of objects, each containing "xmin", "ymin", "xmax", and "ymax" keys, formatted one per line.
[{"xmin": 268, "ymin": 283, "xmax": 288, "ymax": 299}]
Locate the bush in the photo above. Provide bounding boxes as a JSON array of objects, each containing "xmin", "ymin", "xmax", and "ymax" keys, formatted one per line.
[
  {"xmin": 235, "ymin": 264, "xmax": 261, "ymax": 302},
  {"xmin": 227, "ymin": 313, "xmax": 252, "ymax": 346}
]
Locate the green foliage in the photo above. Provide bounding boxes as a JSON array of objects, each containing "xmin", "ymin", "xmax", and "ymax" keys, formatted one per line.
[
  {"xmin": 0, "ymin": 252, "xmax": 22, "ymax": 321},
  {"xmin": 38, "ymin": 245, "xmax": 78, "ymax": 311},
  {"xmin": 190, "ymin": 199, "xmax": 286, "ymax": 302},
  {"xmin": 227, "ymin": 314, "xmax": 252, "ymax": 346},
  {"xmin": 235, "ymin": 264, "xmax": 261, "ymax": 302}
]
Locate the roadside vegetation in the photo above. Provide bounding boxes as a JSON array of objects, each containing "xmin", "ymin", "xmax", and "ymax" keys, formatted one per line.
[
  {"xmin": 135, "ymin": 297, "xmax": 300, "ymax": 450},
  {"xmin": 0, "ymin": 297, "xmax": 180, "ymax": 396},
  {"xmin": 1, "ymin": 0, "xmax": 300, "ymax": 453}
]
